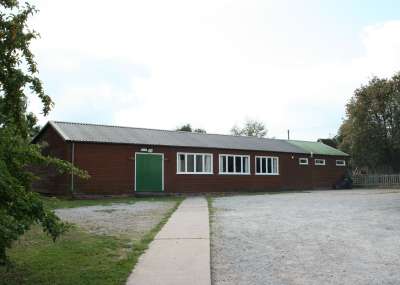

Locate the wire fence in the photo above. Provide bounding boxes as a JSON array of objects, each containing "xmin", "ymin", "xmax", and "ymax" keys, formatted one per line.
[{"xmin": 353, "ymin": 174, "xmax": 400, "ymax": 187}]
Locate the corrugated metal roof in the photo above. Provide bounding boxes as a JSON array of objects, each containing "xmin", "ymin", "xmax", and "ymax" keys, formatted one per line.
[
  {"xmin": 287, "ymin": 140, "xmax": 349, "ymax": 156},
  {"xmin": 39, "ymin": 121, "xmax": 348, "ymax": 156}
]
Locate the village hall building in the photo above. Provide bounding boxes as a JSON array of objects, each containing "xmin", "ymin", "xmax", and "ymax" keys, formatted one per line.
[{"xmin": 33, "ymin": 121, "xmax": 349, "ymax": 196}]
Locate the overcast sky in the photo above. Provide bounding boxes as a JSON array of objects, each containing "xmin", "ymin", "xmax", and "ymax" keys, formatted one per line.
[{"xmin": 28, "ymin": 0, "xmax": 400, "ymax": 140}]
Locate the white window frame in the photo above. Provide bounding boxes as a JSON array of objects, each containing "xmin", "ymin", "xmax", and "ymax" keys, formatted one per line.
[
  {"xmin": 299, "ymin": 158, "xmax": 309, "ymax": 165},
  {"xmin": 336, "ymin": 159, "xmax": 346, "ymax": 166},
  {"xmin": 255, "ymin": 156, "xmax": 279, "ymax": 175},
  {"xmin": 314, "ymin": 159, "xmax": 326, "ymax": 166},
  {"xmin": 219, "ymin": 154, "xmax": 250, "ymax": 175},
  {"xmin": 176, "ymin": 152, "xmax": 213, "ymax": 174}
]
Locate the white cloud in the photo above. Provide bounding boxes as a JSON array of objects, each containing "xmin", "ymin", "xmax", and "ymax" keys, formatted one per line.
[{"xmin": 29, "ymin": 1, "xmax": 400, "ymax": 140}]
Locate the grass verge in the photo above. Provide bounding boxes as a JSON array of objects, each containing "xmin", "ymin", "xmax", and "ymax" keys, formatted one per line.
[
  {"xmin": 206, "ymin": 195, "xmax": 215, "ymax": 281},
  {"xmin": 0, "ymin": 197, "xmax": 183, "ymax": 285},
  {"xmin": 41, "ymin": 195, "xmax": 181, "ymax": 210}
]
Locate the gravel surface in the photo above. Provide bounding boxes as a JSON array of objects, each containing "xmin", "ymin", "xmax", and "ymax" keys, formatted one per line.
[
  {"xmin": 56, "ymin": 201, "xmax": 176, "ymax": 241},
  {"xmin": 211, "ymin": 189, "xmax": 400, "ymax": 285}
]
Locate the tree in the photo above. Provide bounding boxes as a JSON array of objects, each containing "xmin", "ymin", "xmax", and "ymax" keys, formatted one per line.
[
  {"xmin": 26, "ymin": 112, "xmax": 41, "ymax": 138},
  {"xmin": 337, "ymin": 73, "xmax": 400, "ymax": 173},
  {"xmin": 193, "ymin": 128, "xmax": 206, "ymax": 134},
  {"xmin": 231, "ymin": 119, "xmax": 267, "ymax": 138},
  {"xmin": 175, "ymin": 124, "xmax": 206, "ymax": 133},
  {"xmin": 336, "ymin": 119, "xmax": 352, "ymax": 155},
  {"xmin": 176, "ymin": 124, "xmax": 193, "ymax": 132},
  {"xmin": 317, "ymin": 138, "xmax": 338, "ymax": 148},
  {"xmin": 0, "ymin": 0, "xmax": 87, "ymax": 265}
]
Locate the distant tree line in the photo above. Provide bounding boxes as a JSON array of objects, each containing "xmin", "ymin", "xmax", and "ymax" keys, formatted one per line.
[
  {"xmin": 231, "ymin": 119, "xmax": 267, "ymax": 138},
  {"xmin": 176, "ymin": 119, "xmax": 269, "ymax": 138},
  {"xmin": 175, "ymin": 124, "xmax": 206, "ymax": 133}
]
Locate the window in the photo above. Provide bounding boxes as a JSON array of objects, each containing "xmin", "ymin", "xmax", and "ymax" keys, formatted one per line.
[
  {"xmin": 299, "ymin": 158, "xmax": 308, "ymax": 165},
  {"xmin": 178, "ymin": 154, "xmax": 185, "ymax": 172},
  {"xmin": 315, "ymin": 159, "xmax": 326, "ymax": 166},
  {"xmin": 228, "ymin": 156, "xmax": 234, "ymax": 172},
  {"xmin": 336, "ymin": 159, "xmax": 346, "ymax": 166},
  {"xmin": 219, "ymin": 154, "xmax": 250, "ymax": 174},
  {"xmin": 235, "ymin": 156, "xmax": 242, "ymax": 172},
  {"xmin": 204, "ymin": 155, "xmax": 212, "ymax": 172},
  {"xmin": 255, "ymin": 156, "xmax": 279, "ymax": 175},
  {"xmin": 187, "ymin": 154, "xmax": 195, "ymax": 172},
  {"xmin": 177, "ymin": 153, "xmax": 213, "ymax": 174},
  {"xmin": 196, "ymin": 155, "xmax": 203, "ymax": 172}
]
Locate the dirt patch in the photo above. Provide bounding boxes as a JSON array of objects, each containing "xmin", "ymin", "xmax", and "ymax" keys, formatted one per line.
[{"xmin": 56, "ymin": 201, "xmax": 176, "ymax": 241}]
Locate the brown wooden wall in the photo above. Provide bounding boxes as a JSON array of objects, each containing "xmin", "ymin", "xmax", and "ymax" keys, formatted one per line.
[
  {"xmin": 32, "ymin": 125, "xmax": 70, "ymax": 195},
  {"xmin": 33, "ymin": 126, "xmax": 348, "ymax": 195}
]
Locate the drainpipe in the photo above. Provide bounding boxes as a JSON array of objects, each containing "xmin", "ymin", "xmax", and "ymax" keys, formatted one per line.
[
  {"xmin": 310, "ymin": 151, "xmax": 314, "ymax": 189},
  {"xmin": 71, "ymin": 142, "xmax": 75, "ymax": 196}
]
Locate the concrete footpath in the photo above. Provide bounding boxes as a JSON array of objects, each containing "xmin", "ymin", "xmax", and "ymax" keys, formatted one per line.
[{"xmin": 126, "ymin": 197, "xmax": 211, "ymax": 285}]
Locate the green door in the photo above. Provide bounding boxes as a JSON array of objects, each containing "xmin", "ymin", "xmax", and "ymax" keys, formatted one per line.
[{"xmin": 135, "ymin": 153, "xmax": 163, "ymax": 192}]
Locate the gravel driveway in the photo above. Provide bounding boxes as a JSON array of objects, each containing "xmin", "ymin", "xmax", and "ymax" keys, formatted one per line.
[
  {"xmin": 211, "ymin": 189, "xmax": 400, "ymax": 285},
  {"xmin": 56, "ymin": 201, "xmax": 176, "ymax": 241}
]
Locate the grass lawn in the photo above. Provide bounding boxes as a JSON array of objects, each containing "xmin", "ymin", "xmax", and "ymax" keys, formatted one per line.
[{"xmin": 0, "ymin": 196, "xmax": 182, "ymax": 285}]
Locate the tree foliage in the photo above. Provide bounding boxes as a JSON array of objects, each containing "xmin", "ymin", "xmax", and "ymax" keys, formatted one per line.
[
  {"xmin": 175, "ymin": 123, "xmax": 206, "ymax": 133},
  {"xmin": 231, "ymin": 119, "xmax": 268, "ymax": 138},
  {"xmin": 176, "ymin": 124, "xmax": 192, "ymax": 132},
  {"xmin": 0, "ymin": 0, "xmax": 87, "ymax": 265},
  {"xmin": 337, "ymin": 73, "xmax": 400, "ymax": 173},
  {"xmin": 193, "ymin": 128, "xmax": 206, "ymax": 134},
  {"xmin": 317, "ymin": 138, "xmax": 339, "ymax": 148}
]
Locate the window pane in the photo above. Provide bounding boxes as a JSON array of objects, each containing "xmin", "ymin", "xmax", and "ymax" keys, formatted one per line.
[
  {"xmin": 196, "ymin": 155, "xmax": 203, "ymax": 172},
  {"xmin": 273, "ymin": 158, "xmax": 278, "ymax": 173},
  {"xmin": 267, "ymin": 158, "xmax": 272, "ymax": 173},
  {"xmin": 228, "ymin": 156, "xmax": 234, "ymax": 172},
  {"xmin": 256, "ymin": 157, "xmax": 261, "ymax": 173},
  {"xmin": 178, "ymin": 154, "xmax": 185, "ymax": 172},
  {"xmin": 187, "ymin": 154, "xmax": 195, "ymax": 172},
  {"xmin": 220, "ymin": 156, "xmax": 226, "ymax": 172},
  {"xmin": 261, "ymin": 158, "xmax": 266, "ymax": 173},
  {"xmin": 235, "ymin": 156, "xmax": 242, "ymax": 173},
  {"xmin": 299, "ymin": 158, "xmax": 307, "ymax": 165},
  {"xmin": 223, "ymin": 156, "xmax": 227, "ymax": 172},
  {"xmin": 205, "ymin": 155, "xmax": 211, "ymax": 172},
  {"xmin": 243, "ymin": 157, "xmax": 249, "ymax": 173},
  {"xmin": 336, "ymin": 160, "xmax": 345, "ymax": 166}
]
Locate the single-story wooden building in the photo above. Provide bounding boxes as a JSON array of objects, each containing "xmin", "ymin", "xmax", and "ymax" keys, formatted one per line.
[{"xmin": 32, "ymin": 121, "xmax": 349, "ymax": 196}]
